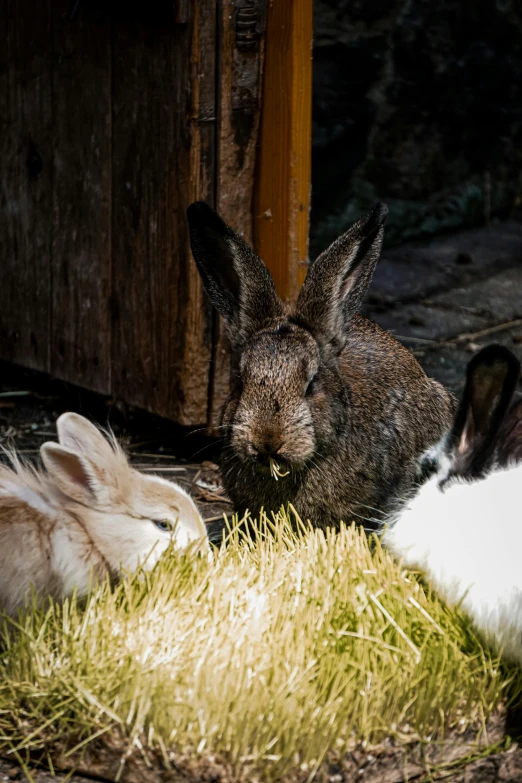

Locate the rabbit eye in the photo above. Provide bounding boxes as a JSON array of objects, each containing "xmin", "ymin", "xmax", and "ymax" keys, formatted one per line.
[
  {"xmin": 153, "ymin": 519, "xmax": 173, "ymax": 532},
  {"xmin": 305, "ymin": 375, "xmax": 318, "ymax": 397}
]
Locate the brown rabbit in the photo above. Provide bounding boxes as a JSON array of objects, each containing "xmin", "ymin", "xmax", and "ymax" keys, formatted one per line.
[{"xmin": 187, "ymin": 201, "xmax": 455, "ymax": 530}]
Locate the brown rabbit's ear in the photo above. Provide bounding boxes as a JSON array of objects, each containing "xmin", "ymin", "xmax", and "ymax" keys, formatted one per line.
[
  {"xmin": 446, "ymin": 344, "xmax": 521, "ymax": 477},
  {"xmin": 295, "ymin": 203, "xmax": 388, "ymax": 351},
  {"xmin": 187, "ymin": 202, "xmax": 284, "ymax": 347}
]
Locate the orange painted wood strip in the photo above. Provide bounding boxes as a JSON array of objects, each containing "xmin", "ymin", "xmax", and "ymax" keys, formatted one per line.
[{"xmin": 253, "ymin": 0, "xmax": 313, "ymax": 301}]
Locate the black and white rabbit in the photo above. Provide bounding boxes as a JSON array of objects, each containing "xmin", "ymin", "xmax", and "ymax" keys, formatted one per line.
[
  {"xmin": 187, "ymin": 201, "xmax": 454, "ymax": 530},
  {"xmin": 383, "ymin": 344, "xmax": 522, "ymax": 663}
]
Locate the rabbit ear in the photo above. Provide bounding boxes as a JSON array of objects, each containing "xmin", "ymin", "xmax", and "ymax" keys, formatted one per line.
[
  {"xmin": 56, "ymin": 413, "xmax": 114, "ymax": 461},
  {"xmin": 447, "ymin": 344, "xmax": 521, "ymax": 477},
  {"xmin": 54, "ymin": 413, "xmax": 122, "ymax": 497},
  {"xmin": 40, "ymin": 442, "xmax": 109, "ymax": 506},
  {"xmin": 187, "ymin": 201, "xmax": 284, "ymax": 346},
  {"xmin": 497, "ymin": 397, "xmax": 522, "ymax": 466},
  {"xmin": 296, "ymin": 203, "xmax": 388, "ymax": 351}
]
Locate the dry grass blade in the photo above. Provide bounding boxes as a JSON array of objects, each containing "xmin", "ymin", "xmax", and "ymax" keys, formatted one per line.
[
  {"xmin": 203, "ymin": 514, "xmax": 228, "ymax": 523},
  {"xmin": 131, "ymin": 466, "xmax": 188, "ymax": 473},
  {"xmin": 268, "ymin": 458, "xmax": 290, "ymax": 481}
]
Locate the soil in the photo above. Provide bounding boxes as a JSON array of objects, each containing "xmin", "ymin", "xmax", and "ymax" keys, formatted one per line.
[{"xmin": 3, "ymin": 715, "xmax": 522, "ymax": 782}]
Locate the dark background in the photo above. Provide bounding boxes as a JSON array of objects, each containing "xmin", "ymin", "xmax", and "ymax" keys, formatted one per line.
[{"xmin": 311, "ymin": 0, "xmax": 522, "ymax": 255}]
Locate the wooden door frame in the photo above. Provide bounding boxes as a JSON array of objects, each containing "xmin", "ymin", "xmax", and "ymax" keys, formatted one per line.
[{"xmin": 253, "ymin": 0, "xmax": 313, "ymax": 301}]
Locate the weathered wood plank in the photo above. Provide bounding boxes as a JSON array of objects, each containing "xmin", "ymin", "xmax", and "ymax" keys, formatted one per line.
[
  {"xmin": 50, "ymin": 6, "xmax": 112, "ymax": 394},
  {"xmin": 111, "ymin": 1, "xmax": 216, "ymax": 425},
  {"xmin": 216, "ymin": 0, "xmax": 266, "ymax": 229},
  {"xmin": 0, "ymin": 0, "xmax": 52, "ymax": 371},
  {"xmin": 253, "ymin": 0, "xmax": 313, "ymax": 300},
  {"xmin": 208, "ymin": 0, "xmax": 268, "ymax": 428}
]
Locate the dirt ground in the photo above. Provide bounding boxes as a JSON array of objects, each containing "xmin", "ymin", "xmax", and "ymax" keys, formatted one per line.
[
  {"xmin": 1, "ymin": 218, "xmax": 522, "ymax": 781},
  {"xmin": 0, "ymin": 359, "xmax": 231, "ymax": 542},
  {"xmin": 3, "ymin": 714, "xmax": 522, "ymax": 783}
]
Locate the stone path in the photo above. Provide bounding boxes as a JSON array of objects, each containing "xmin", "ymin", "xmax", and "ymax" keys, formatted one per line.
[{"xmin": 362, "ymin": 219, "xmax": 522, "ymax": 395}]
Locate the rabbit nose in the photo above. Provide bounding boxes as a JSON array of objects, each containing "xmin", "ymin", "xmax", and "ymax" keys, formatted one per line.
[{"xmin": 251, "ymin": 436, "xmax": 283, "ymax": 459}]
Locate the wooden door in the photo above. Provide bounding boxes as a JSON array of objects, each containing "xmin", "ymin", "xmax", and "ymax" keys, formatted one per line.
[{"xmin": 0, "ymin": 0, "xmax": 269, "ymax": 426}]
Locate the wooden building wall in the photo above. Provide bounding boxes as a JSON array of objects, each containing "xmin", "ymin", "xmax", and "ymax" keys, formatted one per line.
[
  {"xmin": 1, "ymin": 0, "xmax": 313, "ymax": 427},
  {"xmin": 0, "ymin": 0, "xmax": 268, "ymax": 426}
]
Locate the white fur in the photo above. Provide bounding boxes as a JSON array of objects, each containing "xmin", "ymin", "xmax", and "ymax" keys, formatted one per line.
[
  {"xmin": 0, "ymin": 479, "xmax": 54, "ymax": 516},
  {"xmin": 0, "ymin": 414, "xmax": 209, "ymax": 615},
  {"xmin": 383, "ymin": 463, "xmax": 522, "ymax": 663}
]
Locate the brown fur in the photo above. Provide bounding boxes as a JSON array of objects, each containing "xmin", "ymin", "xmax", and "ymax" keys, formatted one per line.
[{"xmin": 188, "ymin": 201, "xmax": 455, "ymax": 529}]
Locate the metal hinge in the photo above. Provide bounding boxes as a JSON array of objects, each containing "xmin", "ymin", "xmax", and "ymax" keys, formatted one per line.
[{"xmin": 235, "ymin": 4, "xmax": 259, "ymax": 52}]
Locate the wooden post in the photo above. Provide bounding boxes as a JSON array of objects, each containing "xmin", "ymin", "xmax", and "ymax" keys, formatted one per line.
[
  {"xmin": 253, "ymin": 0, "xmax": 313, "ymax": 301},
  {"xmin": 208, "ymin": 0, "xmax": 268, "ymax": 428}
]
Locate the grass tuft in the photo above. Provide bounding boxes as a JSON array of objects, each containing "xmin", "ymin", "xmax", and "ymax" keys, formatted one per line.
[{"xmin": 0, "ymin": 508, "xmax": 520, "ymax": 779}]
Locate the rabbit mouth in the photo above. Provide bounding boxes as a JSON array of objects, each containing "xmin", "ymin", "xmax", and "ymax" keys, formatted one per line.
[
  {"xmin": 250, "ymin": 454, "xmax": 307, "ymax": 476},
  {"xmin": 247, "ymin": 451, "xmax": 286, "ymax": 470},
  {"xmin": 254, "ymin": 455, "xmax": 287, "ymax": 471}
]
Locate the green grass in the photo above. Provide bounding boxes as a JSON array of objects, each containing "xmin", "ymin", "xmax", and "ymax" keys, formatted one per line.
[{"xmin": 0, "ymin": 509, "xmax": 520, "ymax": 780}]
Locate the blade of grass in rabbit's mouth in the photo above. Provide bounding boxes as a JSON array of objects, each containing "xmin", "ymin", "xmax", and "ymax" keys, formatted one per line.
[{"xmin": 269, "ymin": 457, "xmax": 290, "ymax": 481}]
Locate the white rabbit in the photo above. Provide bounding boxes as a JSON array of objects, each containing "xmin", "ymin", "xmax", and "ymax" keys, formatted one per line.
[
  {"xmin": 0, "ymin": 413, "xmax": 208, "ymax": 615},
  {"xmin": 383, "ymin": 344, "xmax": 522, "ymax": 663}
]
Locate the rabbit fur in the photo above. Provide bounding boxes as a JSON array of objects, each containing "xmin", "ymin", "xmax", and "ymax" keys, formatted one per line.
[
  {"xmin": 188, "ymin": 201, "xmax": 455, "ymax": 530},
  {"xmin": 383, "ymin": 344, "xmax": 522, "ymax": 663},
  {"xmin": 0, "ymin": 412, "xmax": 208, "ymax": 615}
]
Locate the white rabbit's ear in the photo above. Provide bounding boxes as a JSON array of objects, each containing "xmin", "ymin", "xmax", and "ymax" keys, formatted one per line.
[
  {"xmin": 296, "ymin": 202, "xmax": 388, "ymax": 353},
  {"xmin": 447, "ymin": 344, "xmax": 521, "ymax": 477},
  {"xmin": 40, "ymin": 442, "xmax": 109, "ymax": 506},
  {"xmin": 56, "ymin": 413, "xmax": 114, "ymax": 460}
]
